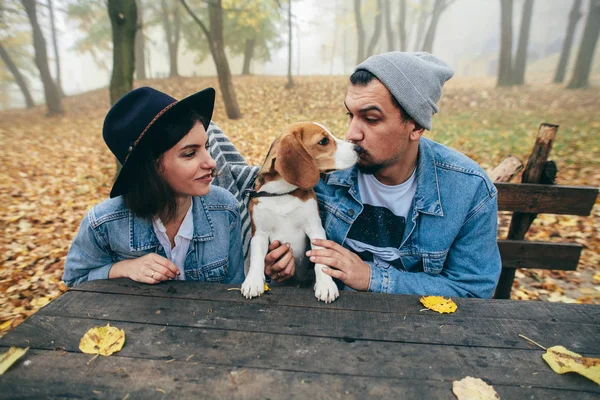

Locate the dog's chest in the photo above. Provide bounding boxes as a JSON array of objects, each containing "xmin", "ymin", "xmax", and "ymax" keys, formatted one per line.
[{"xmin": 252, "ymin": 196, "xmax": 317, "ymax": 233}]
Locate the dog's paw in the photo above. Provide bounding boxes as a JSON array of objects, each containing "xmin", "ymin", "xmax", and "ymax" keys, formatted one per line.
[
  {"xmin": 314, "ymin": 278, "xmax": 339, "ymax": 303},
  {"xmin": 241, "ymin": 275, "xmax": 265, "ymax": 299}
]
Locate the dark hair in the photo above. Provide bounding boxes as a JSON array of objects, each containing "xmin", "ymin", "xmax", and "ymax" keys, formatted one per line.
[
  {"xmin": 123, "ymin": 107, "xmax": 207, "ymax": 222},
  {"xmin": 349, "ymin": 69, "xmax": 423, "ymax": 131}
]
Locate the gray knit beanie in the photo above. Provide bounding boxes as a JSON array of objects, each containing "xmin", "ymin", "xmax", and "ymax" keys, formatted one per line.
[{"xmin": 355, "ymin": 52, "xmax": 454, "ymax": 130}]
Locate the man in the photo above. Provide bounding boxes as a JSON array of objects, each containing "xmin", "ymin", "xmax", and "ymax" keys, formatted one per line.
[{"xmin": 209, "ymin": 52, "xmax": 501, "ymax": 298}]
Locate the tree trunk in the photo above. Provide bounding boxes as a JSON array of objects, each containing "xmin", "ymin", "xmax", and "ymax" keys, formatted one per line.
[
  {"xmin": 366, "ymin": 0, "xmax": 383, "ymax": 57},
  {"xmin": 383, "ymin": 0, "xmax": 394, "ymax": 51},
  {"xmin": 22, "ymin": 0, "xmax": 63, "ymax": 116},
  {"xmin": 421, "ymin": 0, "xmax": 446, "ymax": 53},
  {"xmin": 497, "ymin": 0, "xmax": 514, "ymax": 87},
  {"xmin": 567, "ymin": 0, "xmax": 600, "ymax": 89},
  {"xmin": 180, "ymin": 0, "xmax": 242, "ymax": 119},
  {"xmin": 285, "ymin": 0, "xmax": 294, "ymax": 89},
  {"xmin": 513, "ymin": 0, "xmax": 534, "ymax": 85},
  {"xmin": 554, "ymin": 0, "xmax": 582, "ymax": 84},
  {"xmin": 0, "ymin": 43, "xmax": 35, "ymax": 108},
  {"xmin": 48, "ymin": 0, "xmax": 64, "ymax": 98},
  {"xmin": 241, "ymin": 38, "xmax": 255, "ymax": 75},
  {"xmin": 354, "ymin": 0, "xmax": 365, "ymax": 64},
  {"xmin": 108, "ymin": 0, "xmax": 137, "ymax": 106},
  {"xmin": 135, "ymin": 1, "xmax": 147, "ymax": 80},
  {"xmin": 398, "ymin": 0, "xmax": 407, "ymax": 51},
  {"xmin": 161, "ymin": 0, "xmax": 180, "ymax": 78},
  {"xmin": 414, "ymin": 0, "xmax": 429, "ymax": 51}
]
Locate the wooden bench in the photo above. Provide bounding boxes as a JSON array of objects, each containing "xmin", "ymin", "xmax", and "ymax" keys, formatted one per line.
[{"xmin": 491, "ymin": 124, "xmax": 598, "ymax": 299}]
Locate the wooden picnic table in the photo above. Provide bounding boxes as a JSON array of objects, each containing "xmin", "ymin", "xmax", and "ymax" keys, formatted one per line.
[{"xmin": 1, "ymin": 279, "xmax": 599, "ymax": 399}]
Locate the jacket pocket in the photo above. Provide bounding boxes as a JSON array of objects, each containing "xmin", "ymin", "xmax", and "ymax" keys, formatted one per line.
[
  {"xmin": 201, "ymin": 257, "xmax": 229, "ymax": 283},
  {"xmin": 422, "ymin": 255, "xmax": 445, "ymax": 275}
]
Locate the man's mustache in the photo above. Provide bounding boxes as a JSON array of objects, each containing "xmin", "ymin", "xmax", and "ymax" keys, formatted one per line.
[{"xmin": 353, "ymin": 145, "xmax": 367, "ymax": 155}]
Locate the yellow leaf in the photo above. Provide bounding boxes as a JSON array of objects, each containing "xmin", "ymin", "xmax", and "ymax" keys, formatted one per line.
[
  {"xmin": 0, "ymin": 347, "xmax": 29, "ymax": 375},
  {"xmin": 542, "ymin": 346, "xmax": 600, "ymax": 385},
  {"xmin": 452, "ymin": 376, "xmax": 499, "ymax": 400},
  {"xmin": 79, "ymin": 324, "xmax": 125, "ymax": 356},
  {"xmin": 0, "ymin": 321, "xmax": 12, "ymax": 331},
  {"xmin": 420, "ymin": 296, "xmax": 457, "ymax": 314},
  {"xmin": 264, "ymin": 283, "xmax": 270, "ymax": 292}
]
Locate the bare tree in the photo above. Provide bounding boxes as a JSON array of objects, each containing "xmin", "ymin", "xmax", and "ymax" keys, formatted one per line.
[
  {"xmin": 135, "ymin": 0, "xmax": 147, "ymax": 80},
  {"xmin": 383, "ymin": 0, "xmax": 394, "ymax": 51},
  {"xmin": 398, "ymin": 0, "xmax": 407, "ymax": 51},
  {"xmin": 366, "ymin": 0, "xmax": 383, "ymax": 57},
  {"xmin": 354, "ymin": 0, "xmax": 365, "ymax": 63},
  {"xmin": 513, "ymin": 0, "xmax": 534, "ymax": 85},
  {"xmin": 181, "ymin": 0, "xmax": 242, "ymax": 119},
  {"xmin": 568, "ymin": 0, "xmax": 600, "ymax": 89},
  {"xmin": 554, "ymin": 0, "xmax": 583, "ymax": 83},
  {"xmin": 22, "ymin": 0, "xmax": 63, "ymax": 115},
  {"xmin": 285, "ymin": 0, "xmax": 294, "ymax": 88},
  {"xmin": 107, "ymin": 0, "xmax": 137, "ymax": 106},
  {"xmin": 161, "ymin": 0, "xmax": 181, "ymax": 78},
  {"xmin": 48, "ymin": 0, "xmax": 64, "ymax": 97},
  {"xmin": 497, "ymin": 0, "xmax": 514, "ymax": 87},
  {"xmin": 241, "ymin": 38, "xmax": 255, "ymax": 75},
  {"xmin": 413, "ymin": 0, "xmax": 429, "ymax": 51},
  {"xmin": 0, "ymin": 43, "xmax": 35, "ymax": 108},
  {"xmin": 422, "ymin": 0, "xmax": 453, "ymax": 53}
]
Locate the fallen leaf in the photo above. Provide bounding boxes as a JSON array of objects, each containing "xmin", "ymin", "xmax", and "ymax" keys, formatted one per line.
[
  {"xmin": 79, "ymin": 324, "xmax": 125, "ymax": 356},
  {"xmin": 452, "ymin": 376, "xmax": 499, "ymax": 400},
  {"xmin": 264, "ymin": 283, "xmax": 270, "ymax": 292},
  {"xmin": 420, "ymin": 296, "xmax": 458, "ymax": 314},
  {"xmin": 0, "ymin": 347, "xmax": 29, "ymax": 375},
  {"xmin": 542, "ymin": 345, "xmax": 600, "ymax": 385},
  {"xmin": 0, "ymin": 321, "xmax": 12, "ymax": 331}
]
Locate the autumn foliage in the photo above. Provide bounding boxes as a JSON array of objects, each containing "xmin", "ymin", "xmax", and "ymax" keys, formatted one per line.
[{"xmin": 0, "ymin": 76, "xmax": 598, "ymax": 337}]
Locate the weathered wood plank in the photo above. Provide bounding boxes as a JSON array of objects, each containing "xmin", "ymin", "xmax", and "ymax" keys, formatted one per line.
[
  {"xmin": 28, "ymin": 291, "xmax": 600, "ymax": 354},
  {"xmin": 498, "ymin": 240, "xmax": 582, "ymax": 270},
  {"xmin": 1, "ymin": 315, "xmax": 599, "ymax": 393},
  {"xmin": 496, "ymin": 183, "xmax": 598, "ymax": 215},
  {"xmin": 2, "ymin": 349, "xmax": 596, "ymax": 400},
  {"xmin": 69, "ymin": 280, "xmax": 600, "ymax": 324}
]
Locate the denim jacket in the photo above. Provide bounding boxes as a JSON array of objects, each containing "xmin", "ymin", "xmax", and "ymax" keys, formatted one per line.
[
  {"xmin": 63, "ymin": 186, "xmax": 245, "ymax": 287},
  {"xmin": 315, "ymin": 137, "xmax": 501, "ymax": 298}
]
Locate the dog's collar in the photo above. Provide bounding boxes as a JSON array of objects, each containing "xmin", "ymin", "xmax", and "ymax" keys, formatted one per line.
[{"xmin": 245, "ymin": 188, "xmax": 299, "ymax": 199}]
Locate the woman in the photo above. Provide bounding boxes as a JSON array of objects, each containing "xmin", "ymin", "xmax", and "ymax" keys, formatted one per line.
[{"xmin": 63, "ymin": 87, "xmax": 244, "ymax": 287}]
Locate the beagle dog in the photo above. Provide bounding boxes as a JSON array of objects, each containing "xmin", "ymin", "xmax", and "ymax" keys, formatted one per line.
[{"xmin": 241, "ymin": 122, "xmax": 358, "ymax": 303}]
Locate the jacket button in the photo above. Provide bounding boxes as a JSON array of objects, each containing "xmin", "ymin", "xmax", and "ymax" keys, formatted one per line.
[{"xmin": 348, "ymin": 209, "xmax": 355, "ymax": 216}]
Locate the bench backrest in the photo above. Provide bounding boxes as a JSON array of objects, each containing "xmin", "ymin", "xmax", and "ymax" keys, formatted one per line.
[{"xmin": 494, "ymin": 182, "xmax": 598, "ymax": 298}]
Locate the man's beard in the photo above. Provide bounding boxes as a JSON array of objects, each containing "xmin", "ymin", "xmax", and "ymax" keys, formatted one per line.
[{"xmin": 354, "ymin": 144, "xmax": 386, "ymax": 175}]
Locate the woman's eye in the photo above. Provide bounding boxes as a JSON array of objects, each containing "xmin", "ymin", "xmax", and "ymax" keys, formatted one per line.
[
  {"xmin": 183, "ymin": 152, "xmax": 195, "ymax": 158},
  {"xmin": 318, "ymin": 137, "xmax": 330, "ymax": 146}
]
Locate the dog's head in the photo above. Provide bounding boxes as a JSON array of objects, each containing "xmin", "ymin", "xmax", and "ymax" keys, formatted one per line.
[{"xmin": 261, "ymin": 122, "xmax": 358, "ymax": 190}]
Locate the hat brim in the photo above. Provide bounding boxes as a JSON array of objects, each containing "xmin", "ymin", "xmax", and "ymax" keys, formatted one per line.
[{"xmin": 109, "ymin": 87, "xmax": 216, "ymax": 198}]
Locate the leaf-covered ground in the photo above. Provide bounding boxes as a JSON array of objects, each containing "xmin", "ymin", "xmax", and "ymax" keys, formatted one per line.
[{"xmin": 1, "ymin": 76, "xmax": 598, "ymax": 337}]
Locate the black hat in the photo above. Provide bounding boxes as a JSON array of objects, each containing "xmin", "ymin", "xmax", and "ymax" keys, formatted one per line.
[{"xmin": 102, "ymin": 86, "xmax": 216, "ymax": 198}]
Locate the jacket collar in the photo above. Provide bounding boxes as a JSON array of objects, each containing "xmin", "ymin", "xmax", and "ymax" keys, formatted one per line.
[
  {"xmin": 129, "ymin": 196, "xmax": 215, "ymax": 251},
  {"xmin": 325, "ymin": 137, "xmax": 443, "ymax": 216}
]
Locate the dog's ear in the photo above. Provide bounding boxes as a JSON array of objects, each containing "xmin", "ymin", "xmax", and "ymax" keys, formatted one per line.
[{"xmin": 274, "ymin": 132, "xmax": 319, "ymax": 190}]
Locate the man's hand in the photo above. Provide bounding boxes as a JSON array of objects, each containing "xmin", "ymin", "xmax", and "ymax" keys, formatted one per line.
[
  {"xmin": 306, "ymin": 239, "xmax": 371, "ymax": 291},
  {"xmin": 264, "ymin": 240, "xmax": 295, "ymax": 282}
]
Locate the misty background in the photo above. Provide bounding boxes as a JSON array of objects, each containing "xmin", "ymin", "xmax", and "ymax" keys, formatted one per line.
[{"xmin": 1, "ymin": 0, "xmax": 599, "ymax": 110}]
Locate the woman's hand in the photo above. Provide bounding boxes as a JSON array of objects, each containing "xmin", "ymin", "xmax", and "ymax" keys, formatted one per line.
[
  {"xmin": 109, "ymin": 253, "xmax": 180, "ymax": 284},
  {"xmin": 264, "ymin": 240, "xmax": 295, "ymax": 283}
]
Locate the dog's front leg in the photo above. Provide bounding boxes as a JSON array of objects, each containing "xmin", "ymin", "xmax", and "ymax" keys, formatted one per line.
[
  {"xmin": 241, "ymin": 234, "xmax": 269, "ymax": 299},
  {"xmin": 306, "ymin": 225, "xmax": 339, "ymax": 303}
]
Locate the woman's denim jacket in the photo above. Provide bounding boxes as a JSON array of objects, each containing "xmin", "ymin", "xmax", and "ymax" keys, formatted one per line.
[
  {"xmin": 315, "ymin": 137, "xmax": 502, "ymax": 298},
  {"xmin": 63, "ymin": 186, "xmax": 245, "ymax": 287}
]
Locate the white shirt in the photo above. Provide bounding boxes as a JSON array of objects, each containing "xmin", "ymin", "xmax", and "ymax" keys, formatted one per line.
[
  {"xmin": 152, "ymin": 203, "xmax": 194, "ymax": 280},
  {"xmin": 344, "ymin": 169, "xmax": 417, "ymax": 268}
]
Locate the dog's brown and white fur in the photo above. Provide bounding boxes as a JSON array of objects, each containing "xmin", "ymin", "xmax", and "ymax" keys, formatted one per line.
[{"xmin": 241, "ymin": 122, "xmax": 358, "ymax": 303}]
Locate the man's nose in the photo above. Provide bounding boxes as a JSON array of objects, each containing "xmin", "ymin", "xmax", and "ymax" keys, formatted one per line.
[{"xmin": 346, "ymin": 120, "xmax": 363, "ymax": 143}]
